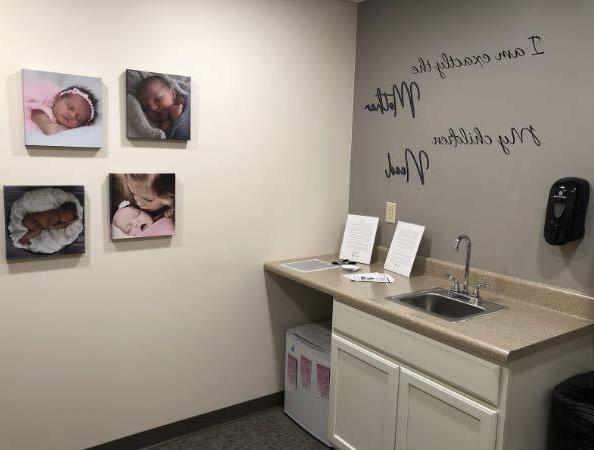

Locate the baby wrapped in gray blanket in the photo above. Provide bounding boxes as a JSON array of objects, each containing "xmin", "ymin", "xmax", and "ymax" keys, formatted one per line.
[{"xmin": 126, "ymin": 70, "xmax": 191, "ymax": 140}]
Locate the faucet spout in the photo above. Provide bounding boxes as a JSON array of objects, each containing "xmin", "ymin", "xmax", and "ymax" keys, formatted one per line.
[{"xmin": 453, "ymin": 235, "xmax": 472, "ymax": 294}]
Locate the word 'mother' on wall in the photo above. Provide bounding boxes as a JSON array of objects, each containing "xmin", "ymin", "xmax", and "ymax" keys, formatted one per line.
[{"xmin": 364, "ymin": 82, "xmax": 421, "ymax": 118}]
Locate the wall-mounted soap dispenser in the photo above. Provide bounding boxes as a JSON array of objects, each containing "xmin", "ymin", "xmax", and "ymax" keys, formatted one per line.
[{"xmin": 544, "ymin": 177, "xmax": 590, "ymax": 245}]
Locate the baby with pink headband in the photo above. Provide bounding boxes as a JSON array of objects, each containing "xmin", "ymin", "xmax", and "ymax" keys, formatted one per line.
[{"xmin": 23, "ymin": 81, "xmax": 98, "ymax": 135}]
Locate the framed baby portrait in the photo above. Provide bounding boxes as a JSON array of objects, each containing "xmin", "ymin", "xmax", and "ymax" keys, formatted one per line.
[
  {"xmin": 22, "ymin": 69, "xmax": 102, "ymax": 148},
  {"xmin": 4, "ymin": 185, "xmax": 85, "ymax": 259},
  {"xmin": 109, "ymin": 173, "xmax": 176, "ymax": 240},
  {"xmin": 125, "ymin": 69, "xmax": 191, "ymax": 141}
]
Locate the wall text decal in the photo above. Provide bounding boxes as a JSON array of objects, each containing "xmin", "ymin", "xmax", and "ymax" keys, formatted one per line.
[
  {"xmin": 374, "ymin": 36, "xmax": 545, "ymax": 187},
  {"xmin": 384, "ymin": 149, "xmax": 430, "ymax": 185},
  {"xmin": 411, "ymin": 36, "xmax": 544, "ymax": 79},
  {"xmin": 364, "ymin": 81, "xmax": 421, "ymax": 118},
  {"xmin": 431, "ymin": 125, "xmax": 542, "ymax": 154}
]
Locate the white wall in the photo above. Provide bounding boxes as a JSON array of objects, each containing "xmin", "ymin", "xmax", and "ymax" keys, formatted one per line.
[{"xmin": 0, "ymin": 1, "xmax": 357, "ymax": 448}]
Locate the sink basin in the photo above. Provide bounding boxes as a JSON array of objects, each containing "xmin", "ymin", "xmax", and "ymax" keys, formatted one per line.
[{"xmin": 387, "ymin": 288, "xmax": 507, "ymax": 322}]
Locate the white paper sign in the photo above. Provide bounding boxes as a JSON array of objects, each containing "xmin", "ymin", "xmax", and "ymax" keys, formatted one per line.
[
  {"xmin": 339, "ymin": 214, "xmax": 379, "ymax": 264},
  {"xmin": 384, "ymin": 221, "xmax": 425, "ymax": 277}
]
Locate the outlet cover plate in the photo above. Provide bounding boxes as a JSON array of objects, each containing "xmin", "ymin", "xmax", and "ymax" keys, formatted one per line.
[{"xmin": 386, "ymin": 202, "xmax": 397, "ymax": 223}]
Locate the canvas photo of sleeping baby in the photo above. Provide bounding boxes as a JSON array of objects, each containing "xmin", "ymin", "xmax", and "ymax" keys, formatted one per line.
[
  {"xmin": 109, "ymin": 174, "xmax": 175, "ymax": 240},
  {"xmin": 126, "ymin": 70, "xmax": 191, "ymax": 141},
  {"xmin": 22, "ymin": 69, "xmax": 102, "ymax": 148},
  {"xmin": 4, "ymin": 186, "xmax": 85, "ymax": 259}
]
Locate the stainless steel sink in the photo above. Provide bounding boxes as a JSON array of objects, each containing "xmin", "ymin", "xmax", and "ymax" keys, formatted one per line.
[{"xmin": 387, "ymin": 288, "xmax": 507, "ymax": 322}]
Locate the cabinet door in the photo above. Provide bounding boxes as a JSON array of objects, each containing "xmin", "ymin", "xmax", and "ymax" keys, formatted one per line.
[
  {"xmin": 395, "ymin": 368, "xmax": 497, "ymax": 450},
  {"xmin": 329, "ymin": 334, "xmax": 400, "ymax": 450}
]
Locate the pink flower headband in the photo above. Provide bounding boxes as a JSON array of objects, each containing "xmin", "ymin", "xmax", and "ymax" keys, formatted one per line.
[{"xmin": 58, "ymin": 88, "xmax": 96, "ymax": 123}]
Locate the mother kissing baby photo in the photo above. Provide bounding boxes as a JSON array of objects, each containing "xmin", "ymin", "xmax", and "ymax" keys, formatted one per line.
[{"xmin": 109, "ymin": 173, "xmax": 176, "ymax": 240}]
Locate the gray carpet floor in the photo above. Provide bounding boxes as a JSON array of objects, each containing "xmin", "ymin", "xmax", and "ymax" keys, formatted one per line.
[{"xmin": 146, "ymin": 406, "xmax": 330, "ymax": 449}]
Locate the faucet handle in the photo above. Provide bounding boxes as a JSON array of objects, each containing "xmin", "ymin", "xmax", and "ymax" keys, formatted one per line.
[
  {"xmin": 444, "ymin": 273, "xmax": 460, "ymax": 293},
  {"xmin": 471, "ymin": 282, "xmax": 490, "ymax": 298}
]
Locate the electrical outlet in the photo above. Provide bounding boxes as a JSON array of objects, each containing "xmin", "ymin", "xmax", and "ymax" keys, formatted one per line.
[{"xmin": 386, "ymin": 202, "xmax": 397, "ymax": 223}]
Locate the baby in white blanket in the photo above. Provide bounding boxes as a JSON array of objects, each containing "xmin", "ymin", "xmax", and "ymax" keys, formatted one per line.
[{"xmin": 19, "ymin": 201, "xmax": 79, "ymax": 246}]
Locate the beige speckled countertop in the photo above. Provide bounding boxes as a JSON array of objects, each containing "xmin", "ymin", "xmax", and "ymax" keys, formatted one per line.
[{"xmin": 264, "ymin": 254, "xmax": 594, "ymax": 365}]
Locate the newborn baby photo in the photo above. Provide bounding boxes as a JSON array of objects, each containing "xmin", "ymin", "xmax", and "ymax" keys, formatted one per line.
[
  {"xmin": 4, "ymin": 186, "xmax": 85, "ymax": 259},
  {"xmin": 22, "ymin": 69, "xmax": 102, "ymax": 148},
  {"xmin": 126, "ymin": 70, "xmax": 191, "ymax": 141},
  {"xmin": 109, "ymin": 173, "xmax": 175, "ymax": 240}
]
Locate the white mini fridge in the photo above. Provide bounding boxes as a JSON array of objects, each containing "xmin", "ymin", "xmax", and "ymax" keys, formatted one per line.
[{"xmin": 284, "ymin": 321, "xmax": 332, "ymax": 447}]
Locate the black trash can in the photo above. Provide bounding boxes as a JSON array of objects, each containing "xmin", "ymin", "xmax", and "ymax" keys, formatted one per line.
[{"xmin": 551, "ymin": 371, "xmax": 594, "ymax": 450}]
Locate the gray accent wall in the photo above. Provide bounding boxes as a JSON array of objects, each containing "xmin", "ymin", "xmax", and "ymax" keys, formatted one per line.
[{"xmin": 350, "ymin": 0, "xmax": 594, "ymax": 294}]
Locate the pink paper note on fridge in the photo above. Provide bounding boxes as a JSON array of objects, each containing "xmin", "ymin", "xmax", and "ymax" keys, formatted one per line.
[
  {"xmin": 316, "ymin": 364, "xmax": 331, "ymax": 399},
  {"xmin": 300, "ymin": 355, "xmax": 312, "ymax": 389},
  {"xmin": 287, "ymin": 354, "xmax": 298, "ymax": 390}
]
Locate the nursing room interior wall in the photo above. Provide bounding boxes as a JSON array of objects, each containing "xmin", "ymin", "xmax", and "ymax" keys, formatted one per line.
[
  {"xmin": 0, "ymin": 1, "xmax": 356, "ymax": 449},
  {"xmin": 350, "ymin": 0, "xmax": 594, "ymax": 294}
]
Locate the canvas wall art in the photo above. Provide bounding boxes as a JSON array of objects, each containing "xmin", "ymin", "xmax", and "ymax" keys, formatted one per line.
[
  {"xmin": 22, "ymin": 69, "xmax": 102, "ymax": 148},
  {"xmin": 126, "ymin": 69, "xmax": 191, "ymax": 141},
  {"xmin": 4, "ymin": 186, "xmax": 85, "ymax": 259},
  {"xmin": 109, "ymin": 174, "xmax": 175, "ymax": 239}
]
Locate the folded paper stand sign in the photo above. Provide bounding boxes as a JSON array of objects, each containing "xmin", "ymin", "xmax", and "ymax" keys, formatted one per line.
[
  {"xmin": 384, "ymin": 221, "xmax": 425, "ymax": 277},
  {"xmin": 339, "ymin": 214, "xmax": 379, "ymax": 264}
]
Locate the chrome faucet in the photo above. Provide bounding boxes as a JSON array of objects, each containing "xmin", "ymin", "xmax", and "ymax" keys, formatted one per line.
[
  {"xmin": 453, "ymin": 235, "xmax": 472, "ymax": 295},
  {"xmin": 445, "ymin": 235, "xmax": 490, "ymax": 305}
]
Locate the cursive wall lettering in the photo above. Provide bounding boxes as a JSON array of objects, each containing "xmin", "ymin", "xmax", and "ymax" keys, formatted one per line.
[
  {"xmin": 384, "ymin": 149, "xmax": 430, "ymax": 185},
  {"xmin": 411, "ymin": 35, "xmax": 544, "ymax": 80},
  {"xmin": 374, "ymin": 35, "xmax": 546, "ymax": 187},
  {"xmin": 364, "ymin": 82, "xmax": 421, "ymax": 118},
  {"xmin": 431, "ymin": 125, "xmax": 542, "ymax": 154},
  {"xmin": 497, "ymin": 126, "xmax": 542, "ymax": 154}
]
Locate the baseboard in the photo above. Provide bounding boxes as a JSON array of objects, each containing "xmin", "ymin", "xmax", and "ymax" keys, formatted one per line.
[{"xmin": 87, "ymin": 391, "xmax": 284, "ymax": 450}]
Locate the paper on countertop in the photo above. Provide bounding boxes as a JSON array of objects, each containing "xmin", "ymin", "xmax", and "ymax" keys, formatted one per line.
[
  {"xmin": 384, "ymin": 221, "xmax": 425, "ymax": 277},
  {"xmin": 343, "ymin": 272, "xmax": 394, "ymax": 283},
  {"xmin": 339, "ymin": 214, "xmax": 379, "ymax": 264},
  {"xmin": 282, "ymin": 259, "xmax": 336, "ymax": 272}
]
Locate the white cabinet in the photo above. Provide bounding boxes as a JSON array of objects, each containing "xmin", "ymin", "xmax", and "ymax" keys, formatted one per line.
[
  {"xmin": 329, "ymin": 334, "xmax": 400, "ymax": 450},
  {"xmin": 395, "ymin": 367, "xmax": 497, "ymax": 450},
  {"xmin": 329, "ymin": 300, "xmax": 594, "ymax": 450},
  {"xmin": 328, "ymin": 332, "xmax": 497, "ymax": 450},
  {"xmin": 329, "ymin": 301, "xmax": 499, "ymax": 450}
]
